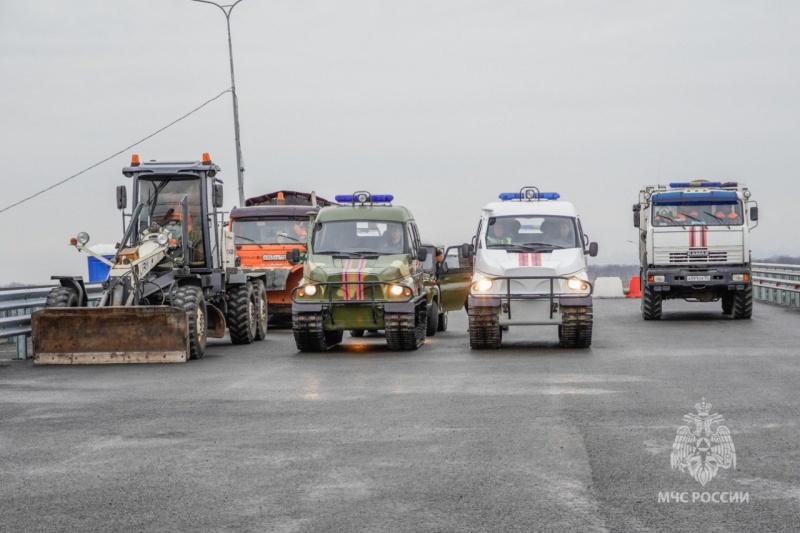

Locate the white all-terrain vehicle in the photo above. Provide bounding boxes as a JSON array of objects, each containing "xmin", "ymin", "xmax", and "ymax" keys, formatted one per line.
[{"xmin": 463, "ymin": 187, "xmax": 598, "ymax": 349}]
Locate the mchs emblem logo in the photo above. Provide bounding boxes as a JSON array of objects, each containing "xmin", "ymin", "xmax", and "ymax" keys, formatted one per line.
[{"xmin": 670, "ymin": 399, "xmax": 736, "ymax": 486}]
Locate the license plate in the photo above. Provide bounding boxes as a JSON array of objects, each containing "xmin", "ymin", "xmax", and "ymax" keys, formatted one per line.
[{"xmin": 687, "ymin": 275, "xmax": 710, "ymax": 282}]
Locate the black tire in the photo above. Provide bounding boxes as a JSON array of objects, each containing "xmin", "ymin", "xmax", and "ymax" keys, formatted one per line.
[
  {"xmin": 732, "ymin": 286, "xmax": 753, "ymax": 319},
  {"xmin": 173, "ymin": 285, "xmax": 207, "ymax": 360},
  {"xmin": 437, "ymin": 311, "xmax": 448, "ymax": 332},
  {"xmin": 45, "ymin": 287, "xmax": 80, "ymax": 308},
  {"xmin": 253, "ymin": 280, "xmax": 268, "ymax": 341},
  {"xmin": 468, "ymin": 306, "xmax": 502, "ymax": 349},
  {"xmin": 721, "ymin": 293, "xmax": 734, "ymax": 315},
  {"xmin": 293, "ymin": 313, "xmax": 328, "ymax": 352},
  {"xmin": 228, "ymin": 282, "xmax": 257, "ymax": 345},
  {"xmin": 642, "ymin": 284, "xmax": 662, "ymax": 320},
  {"xmin": 350, "ymin": 329, "xmax": 365, "ymax": 338},
  {"xmin": 386, "ymin": 303, "xmax": 426, "ymax": 351},
  {"xmin": 426, "ymin": 301, "xmax": 439, "ymax": 337},
  {"xmin": 560, "ymin": 306, "xmax": 593, "ymax": 348}
]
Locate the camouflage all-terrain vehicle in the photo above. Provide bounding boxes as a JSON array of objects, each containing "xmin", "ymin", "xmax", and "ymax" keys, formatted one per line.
[{"xmin": 288, "ymin": 192, "xmax": 432, "ymax": 351}]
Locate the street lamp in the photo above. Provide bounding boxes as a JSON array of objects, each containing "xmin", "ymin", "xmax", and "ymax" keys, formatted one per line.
[{"xmin": 191, "ymin": 0, "xmax": 247, "ymax": 207}]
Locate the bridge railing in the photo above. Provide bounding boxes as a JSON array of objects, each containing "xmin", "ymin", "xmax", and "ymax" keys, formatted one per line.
[
  {"xmin": 0, "ymin": 284, "xmax": 103, "ymax": 360},
  {"xmin": 752, "ymin": 263, "xmax": 800, "ymax": 309}
]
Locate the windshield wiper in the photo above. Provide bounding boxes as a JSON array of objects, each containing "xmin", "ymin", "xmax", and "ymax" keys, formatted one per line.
[
  {"xmin": 234, "ymin": 236, "xmax": 263, "ymax": 248},
  {"xmin": 704, "ymin": 211, "xmax": 731, "ymax": 229},
  {"xmin": 520, "ymin": 242, "xmax": 564, "ymax": 250}
]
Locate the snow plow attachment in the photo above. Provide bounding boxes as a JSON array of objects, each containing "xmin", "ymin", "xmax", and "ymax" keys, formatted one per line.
[{"xmin": 32, "ymin": 307, "xmax": 189, "ymax": 364}]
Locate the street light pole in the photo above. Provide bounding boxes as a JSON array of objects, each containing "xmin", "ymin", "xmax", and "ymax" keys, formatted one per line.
[{"xmin": 191, "ymin": 0, "xmax": 246, "ymax": 207}]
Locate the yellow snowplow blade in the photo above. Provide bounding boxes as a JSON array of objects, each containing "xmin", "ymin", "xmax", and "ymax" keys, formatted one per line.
[{"xmin": 32, "ymin": 307, "xmax": 189, "ymax": 364}]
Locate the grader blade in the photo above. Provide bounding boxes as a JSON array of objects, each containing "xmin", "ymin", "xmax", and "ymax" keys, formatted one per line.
[{"xmin": 32, "ymin": 307, "xmax": 189, "ymax": 364}]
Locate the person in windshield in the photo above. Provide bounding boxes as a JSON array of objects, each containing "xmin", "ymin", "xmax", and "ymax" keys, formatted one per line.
[
  {"xmin": 714, "ymin": 204, "xmax": 741, "ymax": 223},
  {"xmin": 381, "ymin": 225, "xmax": 405, "ymax": 253},
  {"xmin": 542, "ymin": 219, "xmax": 575, "ymax": 248},
  {"xmin": 654, "ymin": 208, "xmax": 674, "ymax": 225},
  {"xmin": 486, "ymin": 219, "xmax": 512, "ymax": 245}
]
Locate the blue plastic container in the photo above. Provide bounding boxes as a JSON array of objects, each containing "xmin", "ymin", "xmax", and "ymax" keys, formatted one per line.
[{"xmin": 87, "ymin": 255, "xmax": 114, "ymax": 282}]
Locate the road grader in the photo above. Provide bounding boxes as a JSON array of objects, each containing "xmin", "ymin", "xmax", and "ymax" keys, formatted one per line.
[{"xmin": 31, "ymin": 153, "xmax": 267, "ymax": 364}]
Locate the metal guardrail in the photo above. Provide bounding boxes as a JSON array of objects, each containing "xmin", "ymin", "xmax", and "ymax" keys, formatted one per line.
[
  {"xmin": 752, "ymin": 263, "xmax": 800, "ymax": 309},
  {"xmin": 0, "ymin": 284, "xmax": 103, "ymax": 360}
]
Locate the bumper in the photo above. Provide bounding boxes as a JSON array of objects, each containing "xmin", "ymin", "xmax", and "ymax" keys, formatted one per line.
[
  {"xmin": 292, "ymin": 298, "xmax": 422, "ymax": 330},
  {"xmin": 469, "ymin": 294, "xmax": 592, "ymax": 325},
  {"xmin": 645, "ymin": 266, "xmax": 751, "ymax": 292}
]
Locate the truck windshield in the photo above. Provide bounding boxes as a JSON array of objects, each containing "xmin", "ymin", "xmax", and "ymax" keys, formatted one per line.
[
  {"xmin": 232, "ymin": 218, "xmax": 309, "ymax": 245},
  {"xmin": 313, "ymin": 220, "xmax": 406, "ymax": 255},
  {"xmin": 484, "ymin": 216, "xmax": 578, "ymax": 250},
  {"xmin": 652, "ymin": 201, "xmax": 743, "ymax": 226},
  {"xmin": 137, "ymin": 177, "xmax": 202, "ymax": 237}
]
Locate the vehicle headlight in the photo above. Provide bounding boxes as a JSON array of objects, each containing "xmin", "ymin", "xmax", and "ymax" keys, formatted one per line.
[
  {"xmin": 567, "ymin": 278, "xmax": 589, "ymax": 291},
  {"xmin": 472, "ymin": 278, "xmax": 493, "ymax": 292},
  {"xmin": 389, "ymin": 284, "xmax": 405, "ymax": 296},
  {"xmin": 156, "ymin": 233, "xmax": 169, "ymax": 246},
  {"xmin": 648, "ymin": 275, "xmax": 665, "ymax": 283},
  {"xmin": 732, "ymin": 274, "xmax": 749, "ymax": 282},
  {"xmin": 301, "ymin": 284, "xmax": 318, "ymax": 297},
  {"xmin": 76, "ymin": 232, "xmax": 90, "ymax": 245}
]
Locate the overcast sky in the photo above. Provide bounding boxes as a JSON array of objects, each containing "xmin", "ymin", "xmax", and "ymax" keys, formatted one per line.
[{"xmin": 1, "ymin": 1, "xmax": 798, "ymax": 284}]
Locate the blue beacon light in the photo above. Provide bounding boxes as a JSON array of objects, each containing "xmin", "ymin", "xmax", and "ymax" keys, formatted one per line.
[
  {"xmin": 499, "ymin": 192, "xmax": 560, "ymax": 200},
  {"xmin": 335, "ymin": 194, "xmax": 394, "ymax": 203},
  {"xmin": 669, "ymin": 182, "xmax": 723, "ymax": 188}
]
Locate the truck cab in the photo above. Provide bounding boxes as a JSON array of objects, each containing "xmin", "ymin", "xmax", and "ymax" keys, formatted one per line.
[
  {"xmin": 228, "ymin": 191, "xmax": 334, "ymax": 319},
  {"xmin": 633, "ymin": 180, "xmax": 758, "ymax": 319}
]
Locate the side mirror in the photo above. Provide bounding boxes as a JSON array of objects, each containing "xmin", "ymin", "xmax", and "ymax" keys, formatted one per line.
[
  {"xmin": 417, "ymin": 247, "xmax": 428, "ymax": 262},
  {"xmin": 286, "ymin": 248, "xmax": 301, "ymax": 265},
  {"xmin": 460, "ymin": 243, "xmax": 472, "ymax": 259},
  {"xmin": 213, "ymin": 183, "xmax": 224, "ymax": 209},
  {"xmin": 588, "ymin": 242, "xmax": 598, "ymax": 257},
  {"xmin": 632, "ymin": 204, "xmax": 640, "ymax": 228},
  {"xmin": 116, "ymin": 186, "xmax": 127, "ymax": 210},
  {"xmin": 749, "ymin": 206, "xmax": 758, "ymax": 221}
]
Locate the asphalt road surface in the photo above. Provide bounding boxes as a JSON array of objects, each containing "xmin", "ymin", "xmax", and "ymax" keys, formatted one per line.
[{"xmin": 2, "ymin": 299, "xmax": 799, "ymax": 532}]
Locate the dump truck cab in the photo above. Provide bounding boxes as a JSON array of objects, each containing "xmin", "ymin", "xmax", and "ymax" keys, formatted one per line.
[
  {"xmin": 465, "ymin": 187, "xmax": 598, "ymax": 349},
  {"xmin": 228, "ymin": 191, "xmax": 334, "ymax": 319},
  {"xmin": 290, "ymin": 192, "xmax": 431, "ymax": 351}
]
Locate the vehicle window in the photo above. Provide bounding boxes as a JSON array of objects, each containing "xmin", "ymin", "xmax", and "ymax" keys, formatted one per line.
[
  {"xmin": 484, "ymin": 216, "xmax": 579, "ymax": 249},
  {"xmin": 231, "ymin": 218, "xmax": 309, "ymax": 245},
  {"xmin": 313, "ymin": 220, "xmax": 406, "ymax": 254},
  {"xmin": 651, "ymin": 201, "xmax": 743, "ymax": 226}
]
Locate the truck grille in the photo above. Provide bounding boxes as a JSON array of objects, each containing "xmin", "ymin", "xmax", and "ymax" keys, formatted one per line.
[{"xmin": 654, "ymin": 247, "xmax": 743, "ymax": 264}]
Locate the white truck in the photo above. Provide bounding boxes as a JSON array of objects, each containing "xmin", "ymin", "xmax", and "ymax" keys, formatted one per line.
[
  {"xmin": 633, "ymin": 180, "xmax": 758, "ymax": 320},
  {"xmin": 463, "ymin": 187, "xmax": 598, "ymax": 349}
]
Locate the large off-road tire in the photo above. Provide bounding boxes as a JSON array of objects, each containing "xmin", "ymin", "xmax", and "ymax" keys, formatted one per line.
[
  {"xmin": 468, "ymin": 306, "xmax": 502, "ymax": 349},
  {"xmin": 642, "ymin": 284, "xmax": 662, "ymax": 320},
  {"xmin": 45, "ymin": 287, "xmax": 80, "ymax": 308},
  {"xmin": 426, "ymin": 301, "xmax": 439, "ymax": 337},
  {"xmin": 721, "ymin": 293, "xmax": 734, "ymax": 315},
  {"xmin": 252, "ymin": 280, "xmax": 268, "ymax": 341},
  {"xmin": 173, "ymin": 285, "xmax": 207, "ymax": 360},
  {"xmin": 437, "ymin": 311, "xmax": 448, "ymax": 332},
  {"xmin": 386, "ymin": 304, "xmax": 426, "ymax": 351},
  {"xmin": 228, "ymin": 282, "xmax": 257, "ymax": 345},
  {"xmin": 350, "ymin": 329, "xmax": 365, "ymax": 338},
  {"xmin": 732, "ymin": 286, "xmax": 753, "ymax": 319},
  {"xmin": 559, "ymin": 306, "xmax": 593, "ymax": 348},
  {"xmin": 293, "ymin": 313, "xmax": 339, "ymax": 352}
]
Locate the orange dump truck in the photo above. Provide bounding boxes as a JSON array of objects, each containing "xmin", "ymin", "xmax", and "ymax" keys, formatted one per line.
[{"xmin": 228, "ymin": 191, "xmax": 334, "ymax": 320}]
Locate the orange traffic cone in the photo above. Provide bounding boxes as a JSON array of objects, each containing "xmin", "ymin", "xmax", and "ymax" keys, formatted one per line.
[{"xmin": 626, "ymin": 276, "xmax": 642, "ymax": 298}]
